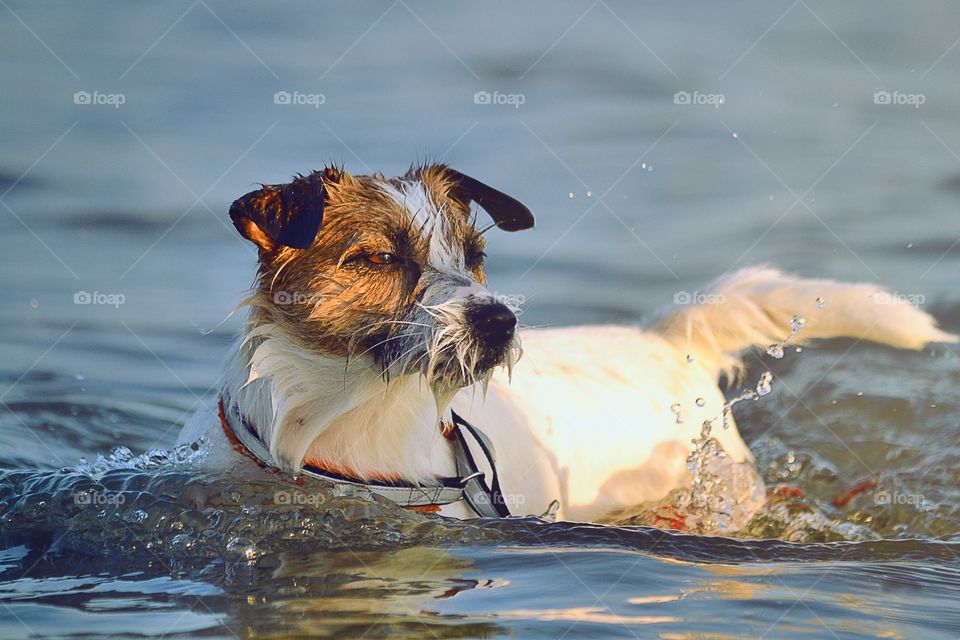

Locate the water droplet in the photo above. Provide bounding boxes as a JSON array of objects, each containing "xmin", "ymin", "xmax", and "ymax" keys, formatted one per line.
[
  {"xmin": 816, "ymin": 297, "xmax": 825, "ymax": 309},
  {"xmin": 756, "ymin": 371, "xmax": 774, "ymax": 396},
  {"xmin": 907, "ymin": 242, "xmax": 914, "ymax": 249},
  {"xmin": 586, "ymin": 190, "xmax": 592, "ymax": 197},
  {"xmin": 722, "ymin": 406, "xmax": 732, "ymax": 429},
  {"xmin": 857, "ymin": 391, "xmax": 863, "ymax": 397},
  {"xmin": 74, "ymin": 373, "xmax": 85, "ymax": 381},
  {"xmin": 791, "ymin": 315, "xmax": 805, "ymax": 332},
  {"xmin": 567, "ymin": 192, "xmax": 575, "ymax": 199},
  {"xmin": 766, "ymin": 343, "xmax": 784, "ymax": 359},
  {"xmin": 124, "ymin": 508, "xmax": 149, "ymax": 525},
  {"xmin": 795, "ymin": 346, "xmax": 803, "ymax": 353},
  {"xmin": 29, "ymin": 298, "xmax": 39, "ymax": 309},
  {"xmin": 686, "ymin": 354, "xmax": 695, "ymax": 364},
  {"xmin": 226, "ymin": 538, "xmax": 262, "ymax": 561},
  {"xmin": 696, "ymin": 397, "xmax": 705, "ymax": 407},
  {"xmin": 732, "ymin": 132, "xmax": 739, "ymax": 139},
  {"xmin": 670, "ymin": 403, "xmax": 684, "ymax": 424}
]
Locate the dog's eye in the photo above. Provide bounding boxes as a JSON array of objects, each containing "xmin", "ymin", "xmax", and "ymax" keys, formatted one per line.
[{"xmin": 366, "ymin": 252, "xmax": 397, "ymax": 266}]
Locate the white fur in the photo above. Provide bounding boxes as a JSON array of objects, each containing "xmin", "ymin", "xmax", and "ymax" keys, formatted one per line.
[
  {"xmin": 182, "ymin": 266, "xmax": 956, "ymax": 525},
  {"xmin": 379, "ymin": 180, "xmax": 462, "ymax": 270}
]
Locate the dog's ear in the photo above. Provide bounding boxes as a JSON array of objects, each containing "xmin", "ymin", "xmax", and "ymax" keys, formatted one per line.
[
  {"xmin": 229, "ymin": 171, "xmax": 328, "ymax": 253},
  {"xmin": 446, "ymin": 169, "xmax": 534, "ymax": 232}
]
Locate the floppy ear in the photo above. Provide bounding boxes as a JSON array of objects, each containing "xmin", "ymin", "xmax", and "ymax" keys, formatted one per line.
[
  {"xmin": 229, "ymin": 171, "xmax": 326, "ymax": 253},
  {"xmin": 446, "ymin": 169, "xmax": 534, "ymax": 232}
]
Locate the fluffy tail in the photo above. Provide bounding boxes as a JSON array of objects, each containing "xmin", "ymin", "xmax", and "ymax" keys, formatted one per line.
[{"xmin": 655, "ymin": 266, "xmax": 957, "ymax": 379}]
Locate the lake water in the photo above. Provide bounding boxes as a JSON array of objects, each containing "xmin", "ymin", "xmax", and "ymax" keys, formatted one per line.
[{"xmin": 3, "ymin": 1, "xmax": 960, "ymax": 637}]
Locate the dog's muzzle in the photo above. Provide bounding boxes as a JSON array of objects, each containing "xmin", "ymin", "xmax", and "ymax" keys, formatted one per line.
[
  {"xmin": 465, "ymin": 302, "xmax": 517, "ymax": 349},
  {"xmin": 376, "ymin": 289, "xmax": 522, "ymax": 389}
]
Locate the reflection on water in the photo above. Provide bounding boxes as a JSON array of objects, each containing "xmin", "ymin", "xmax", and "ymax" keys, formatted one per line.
[{"xmin": 3, "ymin": 457, "xmax": 960, "ymax": 637}]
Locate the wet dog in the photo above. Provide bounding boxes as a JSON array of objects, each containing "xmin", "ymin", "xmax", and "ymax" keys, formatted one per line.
[{"xmin": 180, "ymin": 163, "xmax": 956, "ymax": 528}]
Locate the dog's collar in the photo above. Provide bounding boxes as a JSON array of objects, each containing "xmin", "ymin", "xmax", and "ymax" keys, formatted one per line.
[{"xmin": 217, "ymin": 394, "xmax": 511, "ymax": 518}]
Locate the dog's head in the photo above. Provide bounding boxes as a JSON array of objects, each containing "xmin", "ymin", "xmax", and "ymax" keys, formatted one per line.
[{"xmin": 229, "ymin": 163, "xmax": 533, "ymax": 395}]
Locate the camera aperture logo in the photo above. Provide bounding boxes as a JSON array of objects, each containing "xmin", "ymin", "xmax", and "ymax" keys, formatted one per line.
[
  {"xmin": 74, "ymin": 290, "xmax": 126, "ymax": 308},
  {"xmin": 273, "ymin": 90, "xmax": 326, "ymax": 108},
  {"xmin": 73, "ymin": 90, "xmax": 126, "ymax": 109},
  {"xmin": 874, "ymin": 90, "xmax": 925, "ymax": 108},
  {"xmin": 674, "ymin": 90, "xmax": 725, "ymax": 108},
  {"xmin": 473, "ymin": 90, "xmax": 525, "ymax": 109}
]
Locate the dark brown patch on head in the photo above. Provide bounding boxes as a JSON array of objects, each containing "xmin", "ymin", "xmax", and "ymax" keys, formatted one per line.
[{"xmin": 229, "ymin": 170, "xmax": 332, "ymax": 253}]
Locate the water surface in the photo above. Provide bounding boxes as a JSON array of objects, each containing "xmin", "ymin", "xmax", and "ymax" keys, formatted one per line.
[{"xmin": 3, "ymin": 1, "xmax": 960, "ymax": 637}]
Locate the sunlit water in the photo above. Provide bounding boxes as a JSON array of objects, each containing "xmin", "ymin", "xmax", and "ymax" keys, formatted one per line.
[{"xmin": 4, "ymin": 1, "xmax": 960, "ymax": 637}]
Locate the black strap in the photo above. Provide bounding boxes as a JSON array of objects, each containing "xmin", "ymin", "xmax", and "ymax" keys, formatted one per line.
[{"xmin": 450, "ymin": 410, "xmax": 512, "ymax": 518}]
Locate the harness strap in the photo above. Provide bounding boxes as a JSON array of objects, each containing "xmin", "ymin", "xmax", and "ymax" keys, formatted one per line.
[
  {"xmin": 450, "ymin": 410, "xmax": 512, "ymax": 518},
  {"xmin": 218, "ymin": 394, "xmax": 510, "ymax": 517}
]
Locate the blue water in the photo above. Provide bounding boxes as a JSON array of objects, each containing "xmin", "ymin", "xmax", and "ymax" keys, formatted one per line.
[{"xmin": 3, "ymin": 1, "xmax": 960, "ymax": 637}]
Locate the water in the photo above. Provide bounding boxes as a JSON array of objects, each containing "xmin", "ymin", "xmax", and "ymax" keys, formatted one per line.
[{"xmin": 3, "ymin": 1, "xmax": 960, "ymax": 637}]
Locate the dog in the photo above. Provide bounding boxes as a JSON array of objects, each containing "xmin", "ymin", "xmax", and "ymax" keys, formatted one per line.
[{"xmin": 178, "ymin": 163, "xmax": 956, "ymax": 529}]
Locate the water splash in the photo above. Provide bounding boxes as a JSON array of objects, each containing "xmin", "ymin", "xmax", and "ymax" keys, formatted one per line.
[
  {"xmin": 76, "ymin": 441, "xmax": 208, "ymax": 477},
  {"xmin": 665, "ymin": 314, "xmax": 809, "ymax": 534},
  {"xmin": 767, "ymin": 314, "xmax": 806, "ymax": 359}
]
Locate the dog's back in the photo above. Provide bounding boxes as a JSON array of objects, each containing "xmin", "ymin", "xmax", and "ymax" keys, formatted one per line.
[{"xmin": 456, "ymin": 267, "xmax": 956, "ymax": 523}]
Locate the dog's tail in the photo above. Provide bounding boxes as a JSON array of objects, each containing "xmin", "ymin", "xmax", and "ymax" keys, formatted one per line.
[{"xmin": 655, "ymin": 266, "xmax": 957, "ymax": 380}]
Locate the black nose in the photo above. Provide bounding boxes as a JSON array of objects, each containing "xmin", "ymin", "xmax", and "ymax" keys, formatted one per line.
[{"xmin": 467, "ymin": 303, "xmax": 517, "ymax": 345}]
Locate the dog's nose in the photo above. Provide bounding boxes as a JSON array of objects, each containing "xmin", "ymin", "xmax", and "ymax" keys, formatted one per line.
[{"xmin": 468, "ymin": 303, "xmax": 517, "ymax": 345}]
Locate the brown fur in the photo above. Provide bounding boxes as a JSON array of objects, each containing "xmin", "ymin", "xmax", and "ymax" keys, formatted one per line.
[{"xmin": 242, "ymin": 164, "xmax": 487, "ymax": 359}]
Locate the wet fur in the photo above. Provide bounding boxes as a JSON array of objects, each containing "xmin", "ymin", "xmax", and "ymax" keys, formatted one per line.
[
  {"xmin": 222, "ymin": 164, "xmax": 521, "ymax": 477},
  {"xmin": 184, "ymin": 163, "xmax": 957, "ymax": 526}
]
